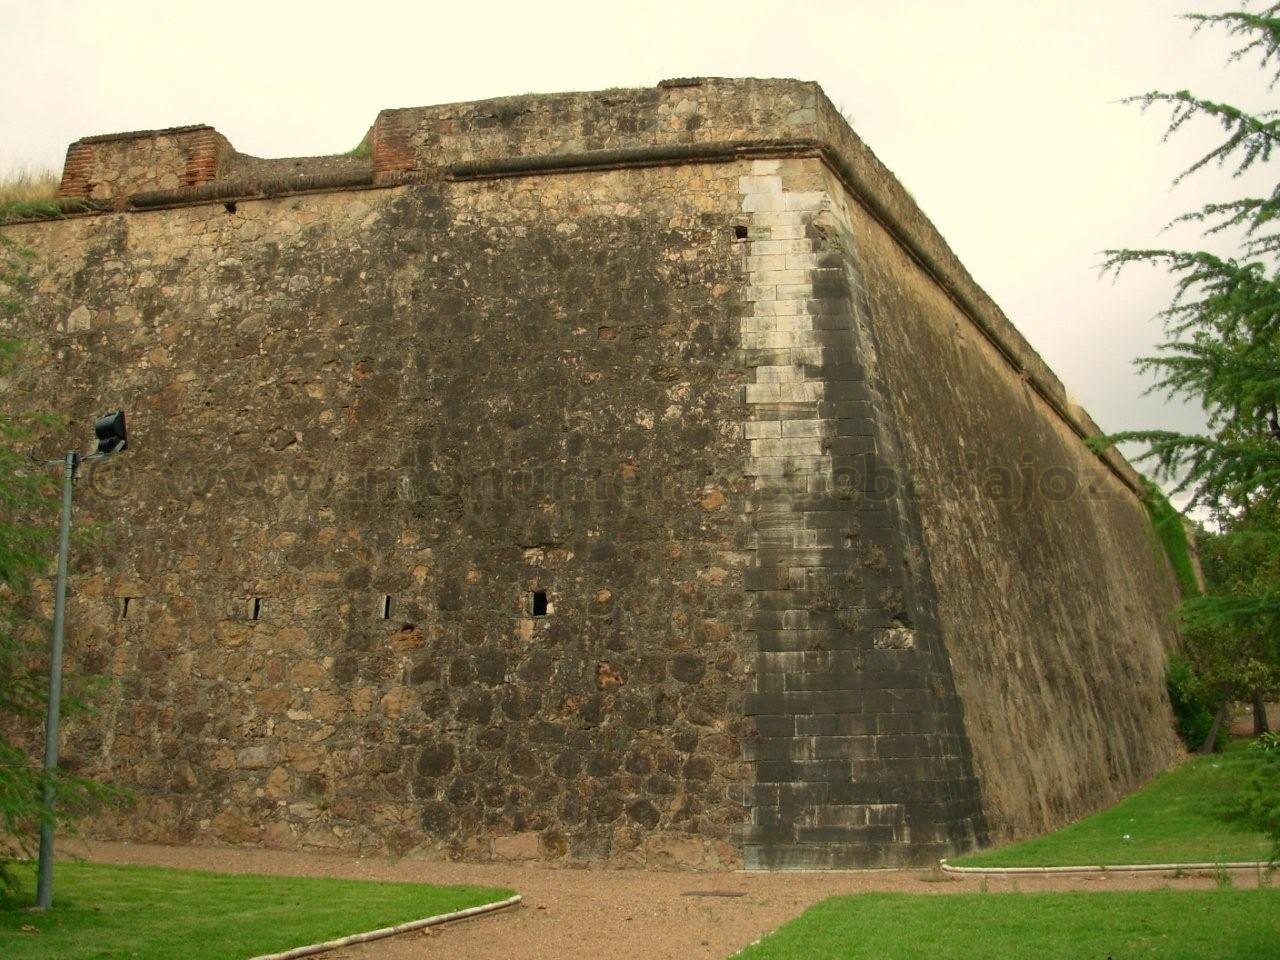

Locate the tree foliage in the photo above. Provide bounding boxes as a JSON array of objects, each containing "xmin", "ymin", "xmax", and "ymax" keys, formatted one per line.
[
  {"xmin": 1101, "ymin": 7, "xmax": 1280, "ymax": 515},
  {"xmin": 1099, "ymin": 4, "xmax": 1280, "ymax": 854},
  {"xmin": 0, "ymin": 234, "xmax": 108, "ymax": 898},
  {"xmin": 1167, "ymin": 652, "xmax": 1228, "ymax": 750},
  {"xmin": 1188, "ymin": 506, "xmax": 1280, "ymax": 679}
]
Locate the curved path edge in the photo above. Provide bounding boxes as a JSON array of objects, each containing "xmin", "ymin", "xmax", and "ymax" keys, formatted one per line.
[{"xmin": 246, "ymin": 893, "xmax": 523, "ymax": 960}]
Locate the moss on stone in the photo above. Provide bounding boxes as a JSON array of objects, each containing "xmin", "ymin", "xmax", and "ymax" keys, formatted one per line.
[{"xmin": 1144, "ymin": 483, "xmax": 1201, "ymax": 599}]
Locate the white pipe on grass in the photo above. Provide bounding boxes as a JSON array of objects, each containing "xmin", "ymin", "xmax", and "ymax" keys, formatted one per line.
[
  {"xmin": 247, "ymin": 893, "xmax": 522, "ymax": 960},
  {"xmin": 939, "ymin": 860, "xmax": 1269, "ymax": 876}
]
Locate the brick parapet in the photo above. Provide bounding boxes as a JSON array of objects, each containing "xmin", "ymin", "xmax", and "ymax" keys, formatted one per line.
[
  {"xmin": 57, "ymin": 125, "xmax": 232, "ymax": 203},
  {"xmin": 370, "ymin": 79, "xmax": 819, "ymax": 180}
]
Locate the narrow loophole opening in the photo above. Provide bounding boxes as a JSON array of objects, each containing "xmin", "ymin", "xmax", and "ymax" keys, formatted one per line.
[
  {"xmin": 250, "ymin": 597, "xmax": 263, "ymax": 621},
  {"xmin": 381, "ymin": 594, "xmax": 393, "ymax": 620},
  {"xmin": 119, "ymin": 597, "xmax": 132, "ymax": 621},
  {"xmin": 531, "ymin": 590, "xmax": 548, "ymax": 617}
]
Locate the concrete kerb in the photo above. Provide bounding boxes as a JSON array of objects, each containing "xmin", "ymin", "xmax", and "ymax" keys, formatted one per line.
[
  {"xmin": 246, "ymin": 893, "xmax": 522, "ymax": 960},
  {"xmin": 939, "ymin": 859, "xmax": 1272, "ymax": 876}
]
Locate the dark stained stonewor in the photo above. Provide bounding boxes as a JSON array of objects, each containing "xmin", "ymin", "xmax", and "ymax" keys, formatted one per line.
[{"xmin": 740, "ymin": 196, "xmax": 987, "ymax": 869}]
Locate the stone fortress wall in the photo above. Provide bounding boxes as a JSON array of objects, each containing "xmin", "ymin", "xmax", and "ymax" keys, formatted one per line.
[{"xmin": 2, "ymin": 78, "xmax": 1183, "ymax": 869}]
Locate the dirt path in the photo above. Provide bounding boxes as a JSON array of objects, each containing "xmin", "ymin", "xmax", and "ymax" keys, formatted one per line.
[{"xmin": 64, "ymin": 840, "xmax": 1267, "ymax": 960}]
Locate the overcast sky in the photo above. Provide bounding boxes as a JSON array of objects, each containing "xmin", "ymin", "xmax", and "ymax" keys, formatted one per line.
[{"xmin": 1, "ymin": 1, "xmax": 1269, "ymax": 497}]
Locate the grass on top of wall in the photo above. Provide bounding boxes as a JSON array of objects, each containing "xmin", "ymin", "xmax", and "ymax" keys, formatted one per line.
[
  {"xmin": 952, "ymin": 746, "xmax": 1272, "ymax": 868},
  {"xmin": 0, "ymin": 167, "xmax": 74, "ymax": 224},
  {"xmin": 0, "ymin": 861, "xmax": 513, "ymax": 960},
  {"xmin": 733, "ymin": 889, "xmax": 1280, "ymax": 960},
  {"xmin": 0, "ymin": 167, "xmax": 59, "ymax": 206}
]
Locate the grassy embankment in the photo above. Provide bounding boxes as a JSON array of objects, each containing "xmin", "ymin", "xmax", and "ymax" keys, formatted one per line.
[
  {"xmin": 734, "ymin": 889, "xmax": 1280, "ymax": 960},
  {"xmin": 952, "ymin": 747, "xmax": 1273, "ymax": 868}
]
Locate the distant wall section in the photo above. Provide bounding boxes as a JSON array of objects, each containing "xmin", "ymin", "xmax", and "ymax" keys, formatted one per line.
[{"xmin": 822, "ymin": 164, "xmax": 1184, "ymax": 842}]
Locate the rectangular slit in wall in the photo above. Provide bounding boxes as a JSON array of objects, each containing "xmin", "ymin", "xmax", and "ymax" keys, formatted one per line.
[
  {"xmin": 532, "ymin": 590, "xmax": 548, "ymax": 617},
  {"xmin": 119, "ymin": 597, "xmax": 132, "ymax": 621},
  {"xmin": 380, "ymin": 594, "xmax": 392, "ymax": 620},
  {"xmin": 250, "ymin": 597, "xmax": 262, "ymax": 621}
]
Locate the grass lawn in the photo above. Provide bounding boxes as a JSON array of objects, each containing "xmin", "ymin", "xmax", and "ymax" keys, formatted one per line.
[
  {"xmin": 733, "ymin": 890, "xmax": 1280, "ymax": 960},
  {"xmin": 953, "ymin": 747, "xmax": 1274, "ymax": 867},
  {"xmin": 0, "ymin": 861, "xmax": 513, "ymax": 960}
]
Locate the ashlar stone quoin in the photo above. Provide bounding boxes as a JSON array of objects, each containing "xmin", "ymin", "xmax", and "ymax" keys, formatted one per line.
[{"xmin": 3, "ymin": 78, "xmax": 1184, "ymax": 870}]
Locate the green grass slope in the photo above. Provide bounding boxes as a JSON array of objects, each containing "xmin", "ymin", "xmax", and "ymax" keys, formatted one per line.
[
  {"xmin": 735, "ymin": 890, "xmax": 1280, "ymax": 960},
  {"xmin": 954, "ymin": 750, "xmax": 1272, "ymax": 867},
  {"xmin": 0, "ymin": 861, "xmax": 513, "ymax": 960}
]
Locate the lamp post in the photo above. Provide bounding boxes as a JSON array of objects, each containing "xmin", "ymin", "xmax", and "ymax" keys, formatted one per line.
[{"xmin": 34, "ymin": 411, "xmax": 128, "ymax": 911}]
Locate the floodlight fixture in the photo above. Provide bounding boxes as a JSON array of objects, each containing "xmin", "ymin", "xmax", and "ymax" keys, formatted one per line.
[{"xmin": 92, "ymin": 410, "xmax": 127, "ymax": 456}]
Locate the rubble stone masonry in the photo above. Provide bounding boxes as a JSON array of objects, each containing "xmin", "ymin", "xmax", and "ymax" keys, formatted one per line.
[{"xmin": 2, "ymin": 78, "xmax": 1183, "ymax": 869}]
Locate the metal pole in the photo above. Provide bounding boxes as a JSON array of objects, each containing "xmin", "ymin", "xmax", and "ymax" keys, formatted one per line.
[{"xmin": 35, "ymin": 450, "xmax": 77, "ymax": 910}]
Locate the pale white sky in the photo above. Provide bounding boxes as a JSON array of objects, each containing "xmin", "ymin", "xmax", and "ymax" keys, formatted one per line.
[{"xmin": 1, "ymin": 0, "xmax": 1269, "ymax": 492}]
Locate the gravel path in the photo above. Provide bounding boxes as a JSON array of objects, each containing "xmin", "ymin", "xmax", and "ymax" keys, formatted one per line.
[{"xmin": 64, "ymin": 840, "xmax": 1265, "ymax": 959}]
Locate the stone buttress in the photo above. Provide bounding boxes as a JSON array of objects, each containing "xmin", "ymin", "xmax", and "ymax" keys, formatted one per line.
[{"xmin": 736, "ymin": 159, "xmax": 986, "ymax": 868}]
